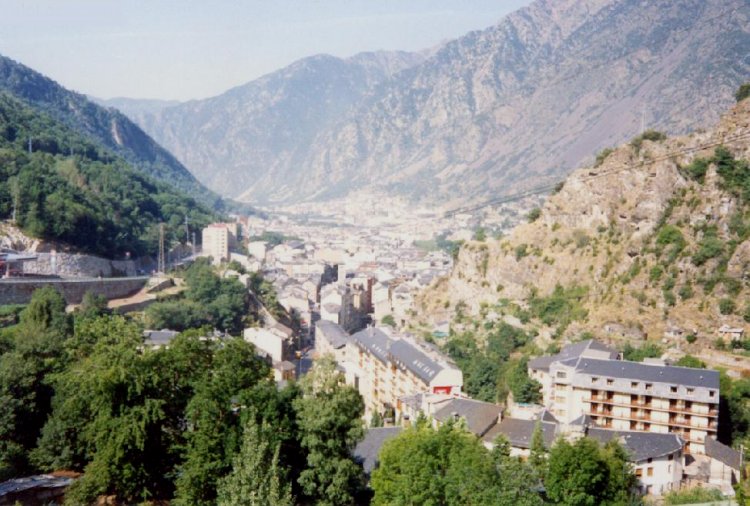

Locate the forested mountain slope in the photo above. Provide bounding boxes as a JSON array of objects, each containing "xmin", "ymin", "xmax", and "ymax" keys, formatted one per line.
[
  {"xmin": 0, "ymin": 54, "xmax": 223, "ymax": 208},
  {"xmin": 0, "ymin": 92, "xmax": 215, "ymax": 257}
]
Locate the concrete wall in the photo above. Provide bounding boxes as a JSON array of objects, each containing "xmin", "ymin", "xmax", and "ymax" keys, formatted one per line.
[
  {"xmin": 0, "ymin": 277, "xmax": 149, "ymax": 305},
  {"xmin": 20, "ymin": 252, "xmax": 146, "ymax": 278}
]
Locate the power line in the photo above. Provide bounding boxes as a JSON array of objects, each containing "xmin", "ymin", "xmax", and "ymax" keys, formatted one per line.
[{"xmin": 444, "ymin": 129, "xmax": 750, "ymax": 217}]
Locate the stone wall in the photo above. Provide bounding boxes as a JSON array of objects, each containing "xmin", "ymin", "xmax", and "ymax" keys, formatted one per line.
[
  {"xmin": 20, "ymin": 253, "xmax": 145, "ymax": 278},
  {"xmin": 0, "ymin": 277, "xmax": 150, "ymax": 305}
]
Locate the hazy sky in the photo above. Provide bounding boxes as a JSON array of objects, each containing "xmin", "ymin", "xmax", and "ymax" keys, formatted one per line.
[{"xmin": 0, "ymin": 0, "xmax": 532, "ymax": 101}]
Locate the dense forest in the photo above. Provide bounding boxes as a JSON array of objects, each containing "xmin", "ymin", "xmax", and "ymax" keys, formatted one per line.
[{"xmin": 0, "ymin": 92, "xmax": 216, "ymax": 257}]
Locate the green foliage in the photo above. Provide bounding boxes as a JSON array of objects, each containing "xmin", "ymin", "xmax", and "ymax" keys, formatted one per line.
[
  {"xmin": 678, "ymin": 281, "xmax": 693, "ymax": 300},
  {"xmin": 713, "ymin": 145, "xmax": 750, "ymax": 203},
  {"xmin": 692, "ymin": 226, "xmax": 724, "ymax": 266},
  {"xmin": 664, "ymin": 486, "xmax": 725, "ymax": 504},
  {"xmin": 527, "ymin": 284, "xmax": 588, "ymax": 333},
  {"xmin": 631, "ymin": 130, "xmax": 667, "ymax": 153},
  {"xmin": 217, "ymin": 415, "xmax": 293, "ymax": 506},
  {"xmin": 737, "ymin": 82, "xmax": 750, "ymax": 103},
  {"xmin": 675, "ymin": 355, "xmax": 704, "ymax": 368},
  {"xmin": 293, "ymin": 356, "xmax": 365, "ymax": 505},
  {"xmin": 508, "ymin": 357, "xmax": 542, "ymax": 404},
  {"xmin": 546, "ymin": 438, "xmax": 637, "ymax": 506},
  {"xmin": 371, "ymin": 422, "xmax": 542, "ymax": 506},
  {"xmin": 622, "ymin": 342, "xmax": 662, "ymax": 362},
  {"xmin": 527, "ymin": 207, "xmax": 542, "ymax": 223},
  {"xmin": 515, "ymin": 243, "xmax": 529, "ymax": 261},
  {"xmin": 147, "ymin": 259, "xmax": 250, "ymax": 334},
  {"xmin": 473, "ymin": 227, "xmax": 487, "ymax": 242},
  {"xmin": 719, "ymin": 298, "xmax": 736, "ymax": 315},
  {"xmin": 529, "ymin": 421, "xmax": 547, "ymax": 480},
  {"xmin": 648, "ymin": 265, "xmax": 663, "ymax": 283},
  {"xmin": 655, "ymin": 224, "xmax": 686, "ymax": 262},
  {"xmin": 380, "ymin": 314, "xmax": 396, "ymax": 327},
  {"xmin": 682, "ymin": 157, "xmax": 709, "ymax": 183},
  {"xmin": 174, "ymin": 338, "xmax": 271, "ymax": 505},
  {"xmin": 594, "ymin": 147, "xmax": 614, "ymax": 167},
  {"xmin": 0, "ymin": 93, "xmax": 216, "ymax": 257},
  {"xmin": 248, "ymin": 231, "xmax": 300, "ymax": 248}
]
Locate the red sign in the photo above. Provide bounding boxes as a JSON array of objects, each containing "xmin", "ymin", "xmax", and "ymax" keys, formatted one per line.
[{"xmin": 433, "ymin": 386, "xmax": 452, "ymax": 395}]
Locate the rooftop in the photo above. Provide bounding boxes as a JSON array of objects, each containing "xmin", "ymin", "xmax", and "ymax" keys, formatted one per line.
[
  {"xmin": 433, "ymin": 398, "xmax": 502, "ymax": 437},
  {"xmin": 529, "ymin": 339, "xmax": 619, "ymax": 372},
  {"xmin": 575, "ymin": 358, "xmax": 720, "ymax": 389},
  {"xmin": 353, "ymin": 427, "xmax": 403, "ymax": 475}
]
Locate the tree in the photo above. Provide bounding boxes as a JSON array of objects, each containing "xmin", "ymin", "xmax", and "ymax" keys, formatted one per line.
[
  {"xmin": 380, "ymin": 314, "xmax": 396, "ymax": 327},
  {"xmin": 217, "ymin": 415, "xmax": 293, "ymax": 506},
  {"xmin": 529, "ymin": 421, "xmax": 547, "ymax": 480},
  {"xmin": 174, "ymin": 338, "xmax": 271, "ymax": 505},
  {"xmin": 293, "ymin": 356, "xmax": 365, "ymax": 505},
  {"xmin": 508, "ymin": 357, "xmax": 542, "ymax": 404},
  {"xmin": 546, "ymin": 437, "xmax": 636, "ymax": 506}
]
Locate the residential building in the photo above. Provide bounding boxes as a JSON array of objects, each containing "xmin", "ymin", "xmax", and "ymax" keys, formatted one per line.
[
  {"xmin": 202, "ymin": 223, "xmax": 238, "ymax": 265},
  {"xmin": 348, "ymin": 326, "xmax": 463, "ymax": 419},
  {"xmin": 529, "ymin": 340, "xmax": 720, "ymax": 454}
]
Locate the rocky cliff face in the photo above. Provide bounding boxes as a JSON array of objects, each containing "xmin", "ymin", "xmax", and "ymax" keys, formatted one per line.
[
  {"xmin": 418, "ymin": 98, "xmax": 750, "ymax": 348},
  {"xmin": 122, "ymin": 0, "xmax": 749, "ymax": 205}
]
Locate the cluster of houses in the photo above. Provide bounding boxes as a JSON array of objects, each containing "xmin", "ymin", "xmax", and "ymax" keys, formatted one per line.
[{"xmin": 330, "ymin": 335, "xmax": 744, "ymax": 498}]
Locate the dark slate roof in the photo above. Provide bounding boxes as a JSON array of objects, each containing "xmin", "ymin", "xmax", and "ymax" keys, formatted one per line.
[
  {"xmin": 0, "ymin": 474, "xmax": 75, "ymax": 497},
  {"xmin": 143, "ymin": 329, "xmax": 179, "ymax": 346},
  {"xmin": 483, "ymin": 418, "xmax": 557, "ymax": 449},
  {"xmin": 528, "ymin": 339, "xmax": 619, "ymax": 371},
  {"xmin": 353, "ymin": 427, "xmax": 403, "ymax": 475},
  {"xmin": 587, "ymin": 428, "xmax": 683, "ymax": 462},
  {"xmin": 539, "ymin": 409, "xmax": 558, "ymax": 423},
  {"xmin": 390, "ymin": 339, "xmax": 444, "ymax": 383},
  {"xmin": 705, "ymin": 436, "xmax": 741, "ymax": 470},
  {"xmin": 575, "ymin": 358, "xmax": 720, "ymax": 389},
  {"xmin": 570, "ymin": 414, "xmax": 594, "ymax": 427},
  {"xmin": 316, "ymin": 320, "xmax": 350, "ymax": 349},
  {"xmin": 433, "ymin": 398, "xmax": 502, "ymax": 436},
  {"xmin": 351, "ymin": 327, "xmax": 391, "ymax": 363}
]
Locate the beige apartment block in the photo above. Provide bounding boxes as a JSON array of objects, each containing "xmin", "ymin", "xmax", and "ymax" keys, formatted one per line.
[
  {"xmin": 530, "ymin": 340, "xmax": 719, "ymax": 454},
  {"xmin": 202, "ymin": 223, "xmax": 238, "ymax": 264}
]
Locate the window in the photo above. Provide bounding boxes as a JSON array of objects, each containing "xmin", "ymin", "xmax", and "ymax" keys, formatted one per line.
[
  {"xmin": 647, "ymin": 458, "xmax": 652, "ymax": 464},
  {"xmin": 557, "ymin": 371, "xmax": 567, "ymax": 379},
  {"xmin": 635, "ymin": 469, "xmax": 643, "ymax": 478},
  {"xmin": 591, "ymin": 377, "xmax": 598, "ymax": 383},
  {"xmin": 687, "ymin": 388, "xmax": 694, "ymax": 395},
  {"xmin": 631, "ymin": 382, "xmax": 639, "ymax": 388},
  {"xmin": 709, "ymin": 390, "xmax": 716, "ymax": 398},
  {"xmin": 607, "ymin": 378, "xmax": 614, "ymax": 386},
  {"xmin": 647, "ymin": 467, "xmax": 653, "ymax": 477},
  {"xmin": 645, "ymin": 383, "xmax": 653, "ymax": 391},
  {"xmin": 671, "ymin": 386, "xmax": 678, "ymax": 393},
  {"xmin": 668, "ymin": 454, "xmax": 673, "ymax": 461}
]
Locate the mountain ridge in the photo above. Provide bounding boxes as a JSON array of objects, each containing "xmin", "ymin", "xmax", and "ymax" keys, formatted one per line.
[{"xmin": 118, "ymin": 0, "xmax": 750, "ymax": 206}]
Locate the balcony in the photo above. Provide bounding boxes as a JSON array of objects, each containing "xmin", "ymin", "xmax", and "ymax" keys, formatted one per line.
[{"xmin": 587, "ymin": 396, "xmax": 718, "ymax": 418}]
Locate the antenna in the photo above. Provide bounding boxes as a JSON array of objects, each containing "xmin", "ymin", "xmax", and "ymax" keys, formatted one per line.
[
  {"xmin": 185, "ymin": 215, "xmax": 190, "ymax": 245},
  {"xmin": 158, "ymin": 223, "xmax": 166, "ymax": 274}
]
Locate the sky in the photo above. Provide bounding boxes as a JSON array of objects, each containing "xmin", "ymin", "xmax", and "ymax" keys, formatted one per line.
[{"xmin": 0, "ymin": 0, "xmax": 532, "ymax": 101}]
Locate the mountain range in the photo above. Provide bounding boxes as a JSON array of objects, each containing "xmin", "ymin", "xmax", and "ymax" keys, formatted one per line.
[{"xmin": 111, "ymin": 0, "xmax": 750, "ymax": 207}]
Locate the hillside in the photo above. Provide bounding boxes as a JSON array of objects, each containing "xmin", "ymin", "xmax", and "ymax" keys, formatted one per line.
[
  {"xmin": 122, "ymin": 51, "xmax": 425, "ymax": 198},
  {"xmin": 0, "ymin": 92, "xmax": 215, "ymax": 257},
  {"xmin": 0, "ymin": 54, "xmax": 223, "ymax": 208},
  {"xmin": 122, "ymin": 0, "xmax": 750, "ymax": 205},
  {"xmin": 417, "ymin": 95, "xmax": 750, "ymax": 355}
]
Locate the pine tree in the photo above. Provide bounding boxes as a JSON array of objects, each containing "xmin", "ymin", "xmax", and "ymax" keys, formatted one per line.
[{"xmin": 217, "ymin": 416, "xmax": 293, "ymax": 506}]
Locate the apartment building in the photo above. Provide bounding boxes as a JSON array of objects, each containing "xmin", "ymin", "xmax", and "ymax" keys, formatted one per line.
[
  {"xmin": 345, "ymin": 326, "xmax": 463, "ymax": 419},
  {"xmin": 529, "ymin": 340, "xmax": 720, "ymax": 454},
  {"xmin": 202, "ymin": 223, "xmax": 238, "ymax": 265}
]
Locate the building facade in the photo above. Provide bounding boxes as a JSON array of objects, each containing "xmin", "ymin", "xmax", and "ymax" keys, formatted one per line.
[{"xmin": 529, "ymin": 340, "xmax": 720, "ymax": 454}]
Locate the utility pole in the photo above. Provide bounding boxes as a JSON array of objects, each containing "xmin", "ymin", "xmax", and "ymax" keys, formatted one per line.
[
  {"xmin": 192, "ymin": 232, "xmax": 197, "ymax": 257},
  {"xmin": 27, "ymin": 137, "xmax": 32, "ymax": 154},
  {"xmin": 158, "ymin": 223, "xmax": 166, "ymax": 274}
]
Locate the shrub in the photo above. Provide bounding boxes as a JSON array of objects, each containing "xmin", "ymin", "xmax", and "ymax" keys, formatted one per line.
[
  {"xmin": 631, "ymin": 130, "xmax": 667, "ymax": 153},
  {"xmin": 514, "ymin": 244, "xmax": 529, "ymax": 261},
  {"xmin": 664, "ymin": 487, "xmax": 724, "ymax": 505},
  {"xmin": 594, "ymin": 147, "xmax": 614, "ymax": 167},
  {"xmin": 737, "ymin": 82, "xmax": 750, "ymax": 103},
  {"xmin": 527, "ymin": 207, "xmax": 541, "ymax": 223},
  {"xmin": 719, "ymin": 298, "xmax": 736, "ymax": 315},
  {"xmin": 685, "ymin": 334, "xmax": 697, "ymax": 344},
  {"xmin": 692, "ymin": 226, "xmax": 724, "ymax": 266},
  {"xmin": 649, "ymin": 265, "xmax": 664, "ymax": 283},
  {"xmin": 682, "ymin": 158, "xmax": 709, "ymax": 183}
]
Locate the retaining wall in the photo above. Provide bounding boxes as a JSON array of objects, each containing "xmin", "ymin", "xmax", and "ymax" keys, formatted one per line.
[{"xmin": 0, "ymin": 277, "xmax": 150, "ymax": 305}]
